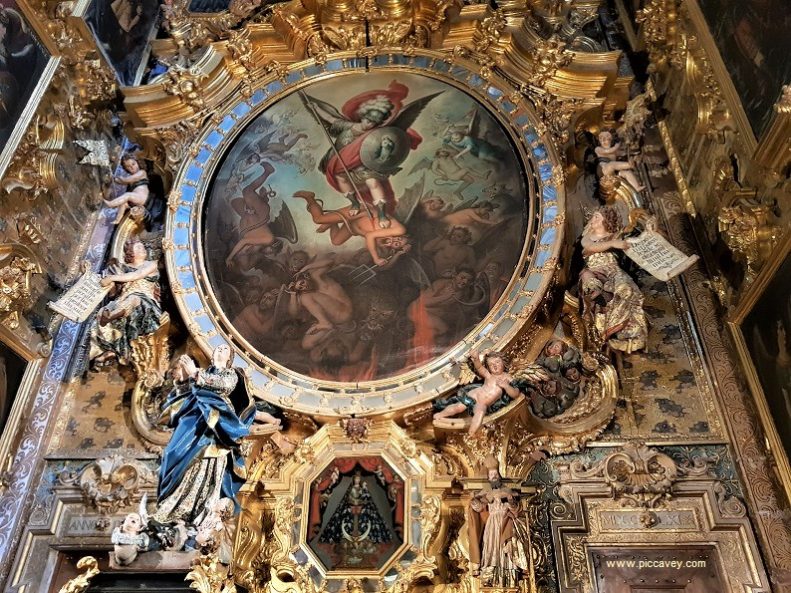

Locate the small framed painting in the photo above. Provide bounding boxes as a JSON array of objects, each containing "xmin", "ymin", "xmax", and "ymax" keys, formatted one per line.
[
  {"xmin": 83, "ymin": 0, "xmax": 161, "ymax": 86},
  {"xmin": 0, "ymin": 1, "xmax": 56, "ymax": 180}
]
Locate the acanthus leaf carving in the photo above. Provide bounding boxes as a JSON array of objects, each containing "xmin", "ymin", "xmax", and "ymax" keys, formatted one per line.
[{"xmin": 163, "ymin": 65, "xmax": 211, "ymax": 112}]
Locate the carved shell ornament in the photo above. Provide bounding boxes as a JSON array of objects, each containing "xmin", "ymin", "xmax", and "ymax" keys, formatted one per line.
[{"xmin": 603, "ymin": 442, "xmax": 678, "ymax": 498}]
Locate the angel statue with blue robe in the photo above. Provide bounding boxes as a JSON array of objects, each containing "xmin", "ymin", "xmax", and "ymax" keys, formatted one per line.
[{"xmin": 152, "ymin": 344, "xmax": 269, "ymax": 526}]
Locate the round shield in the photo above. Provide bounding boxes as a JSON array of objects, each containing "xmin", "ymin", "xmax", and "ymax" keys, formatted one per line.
[{"xmin": 359, "ymin": 127, "xmax": 411, "ymax": 174}]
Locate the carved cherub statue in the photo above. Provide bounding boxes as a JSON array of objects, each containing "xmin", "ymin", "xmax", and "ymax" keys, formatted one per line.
[
  {"xmin": 595, "ymin": 130, "xmax": 645, "ymax": 192},
  {"xmin": 111, "ymin": 512, "xmax": 150, "ymax": 566},
  {"xmin": 195, "ymin": 497, "xmax": 235, "ymax": 564},
  {"xmin": 104, "ymin": 154, "xmax": 149, "ymax": 225},
  {"xmin": 433, "ymin": 350, "xmax": 521, "ymax": 434}
]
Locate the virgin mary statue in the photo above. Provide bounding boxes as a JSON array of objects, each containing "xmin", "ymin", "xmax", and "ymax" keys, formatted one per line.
[{"xmin": 153, "ymin": 344, "xmax": 255, "ymax": 525}]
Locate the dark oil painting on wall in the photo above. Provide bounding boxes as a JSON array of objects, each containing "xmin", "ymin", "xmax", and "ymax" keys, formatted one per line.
[
  {"xmin": 0, "ymin": 342, "xmax": 27, "ymax": 438},
  {"xmin": 0, "ymin": 1, "xmax": 48, "ymax": 158},
  {"xmin": 739, "ymin": 245, "xmax": 791, "ymax": 462},
  {"xmin": 698, "ymin": 0, "xmax": 791, "ymax": 137},
  {"xmin": 188, "ymin": 0, "xmax": 231, "ymax": 11},
  {"xmin": 307, "ymin": 457, "xmax": 404, "ymax": 571},
  {"xmin": 85, "ymin": 0, "xmax": 160, "ymax": 85},
  {"xmin": 202, "ymin": 72, "xmax": 529, "ymax": 383}
]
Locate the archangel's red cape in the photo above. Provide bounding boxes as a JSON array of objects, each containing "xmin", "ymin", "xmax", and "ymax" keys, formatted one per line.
[{"xmin": 324, "ymin": 80, "xmax": 423, "ymax": 215}]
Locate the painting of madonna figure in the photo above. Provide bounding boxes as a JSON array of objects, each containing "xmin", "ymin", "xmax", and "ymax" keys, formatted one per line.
[
  {"xmin": 0, "ymin": 1, "xmax": 48, "ymax": 158},
  {"xmin": 203, "ymin": 72, "xmax": 530, "ymax": 384},
  {"xmin": 306, "ymin": 457, "xmax": 405, "ymax": 571}
]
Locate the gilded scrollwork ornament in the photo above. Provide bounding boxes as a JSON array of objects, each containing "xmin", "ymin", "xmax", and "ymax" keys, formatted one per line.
[
  {"xmin": 718, "ymin": 199, "xmax": 782, "ymax": 287},
  {"xmin": 226, "ymin": 27, "xmax": 257, "ymax": 96},
  {"xmin": 163, "ymin": 65, "xmax": 210, "ymax": 112},
  {"xmin": 524, "ymin": 35, "xmax": 572, "ymax": 88},
  {"xmin": 186, "ymin": 554, "xmax": 238, "ymax": 593},
  {"xmin": 472, "ymin": 8, "xmax": 506, "ymax": 55},
  {"xmin": 561, "ymin": 441, "xmax": 678, "ymax": 509},
  {"xmin": 2, "ymin": 118, "xmax": 62, "ymax": 198},
  {"xmin": 0, "ymin": 243, "xmax": 41, "ymax": 331},
  {"xmin": 57, "ymin": 557, "xmax": 100, "ymax": 593},
  {"xmin": 72, "ymin": 59, "xmax": 117, "ymax": 106},
  {"xmin": 636, "ymin": 0, "xmax": 685, "ymax": 71},
  {"xmin": 58, "ymin": 454, "xmax": 156, "ymax": 514}
]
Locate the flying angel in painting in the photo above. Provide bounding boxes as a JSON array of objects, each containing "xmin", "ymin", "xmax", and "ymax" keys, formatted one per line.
[
  {"xmin": 299, "ymin": 81, "xmax": 442, "ymax": 229},
  {"xmin": 442, "ymin": 108, "xmax": 505, "ymax": 169},
  {"xmin": 409, "ymin": 146, "xmax": 491, "ymax": 200}
]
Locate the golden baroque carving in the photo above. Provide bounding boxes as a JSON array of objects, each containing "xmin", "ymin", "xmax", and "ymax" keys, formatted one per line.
[
  {"xmin": 187, "ymin": 554, "xmax": 238, "ymax": 593},
  {"xmin": 370, "ymin": 21, "xmax": 414, "ymax": 48},
  {"xmin": 718, "ymin": 199, "xmax": 783, "ymax": 287},
  {"xmin": 57, "ymin": 557, "xmax": 100, "ymax": 593},
  {"xmin": 637, "ymin": 0, "xmax": 685, "ymax": 71},
  {"xmin": 525, "ymin": 35, "xmax": 572, "ymax": 88},
  {"xmin": 163, "ymin": 65, "xmax": 211, "ymax": 112},
  {"xmin": 340, "ymin": 417, "xmax": 371, "ymax": 442},
  {"xmin": 530, "ymin": 89, "xmax": 584, "ymax": 146},
  {"xmin": 72, "ymin": 59, "xmax": 117, "ymax": 106},
  {"xmin": 229, "ymin": 0, "xmax": 264, "ymax": 18},
  {"xmin": 149, "ymin": 115, "xmax": 211, "ymax": 175},
  {"xmin": 226, "ymin": 27, "xmax": 257, "ymax": 96},
  {"xmin": 15, "ymin": 214, "xmax": 44, "ymax": 245},
  {"xmin": 778, "ymin": 85, "xmax": 791, "ymax": 114},
  {"xmin": 0, "ymin": 244, "xmax": 41, "ymax": 331},
  {"xmin": 2, "ymin": 116, "xmax": 63, "ymax": 199},
  {"xmin": 564, "ymin": 441, "xmax": 678, "ymax": 509},
  {"xmin": 472, "ymin": 8, "xmax": 506, "ymax": 55}
]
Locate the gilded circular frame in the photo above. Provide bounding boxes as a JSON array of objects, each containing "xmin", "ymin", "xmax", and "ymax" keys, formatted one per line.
[{"xmin": 164, "ymin": 49, "xmax": 565, "ymax": 417}]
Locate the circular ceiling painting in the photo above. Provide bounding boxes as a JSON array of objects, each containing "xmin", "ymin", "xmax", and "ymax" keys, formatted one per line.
[
  {"xmin": 203, "ymin": 72, "xmax": 527, "ymax": 382},
  {"xmin": 165, "ymin": 51, "xmax": 564, "ymax": 415}
]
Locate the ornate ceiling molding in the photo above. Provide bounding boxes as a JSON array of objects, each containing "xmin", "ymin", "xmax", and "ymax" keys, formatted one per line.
[{"xmin": 122, "ymin": 0, "xmax": 631, "ymax": 159}]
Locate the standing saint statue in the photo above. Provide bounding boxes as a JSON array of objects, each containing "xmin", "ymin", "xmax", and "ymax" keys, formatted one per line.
[
  {"xmin": 153, "ymin": 344, "xmax": 256, "ymax": 526},
  {"xmin": 468, "ymin": 457, "xmax": 530, "ymax": 587}
]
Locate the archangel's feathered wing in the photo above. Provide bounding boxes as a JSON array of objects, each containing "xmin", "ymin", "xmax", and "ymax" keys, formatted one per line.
[
  {"xmin": 391, "ymin": 92, "xmax": 444, "ymax": 131},
  {"xmin": 513, "ymin": 363, "xmax": 551, "ymax": 384}
]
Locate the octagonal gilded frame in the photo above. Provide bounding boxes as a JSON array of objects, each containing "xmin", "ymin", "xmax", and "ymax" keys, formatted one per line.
[
  {"xmin": 163, "ymin": 48, "xmax": 566, "ymax": 417},
  {"xmin": 302, "ymin": 455, "xmax": 407, "ymax": 575},
  {"xmin": 235, "ymin": 422, "xmax": 445, "ymax": 586}
]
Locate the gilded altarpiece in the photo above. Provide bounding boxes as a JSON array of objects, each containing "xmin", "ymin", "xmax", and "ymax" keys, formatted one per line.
[{"xmin": 0, "ymin": 1, "xmax": 786, "ymax": 593}]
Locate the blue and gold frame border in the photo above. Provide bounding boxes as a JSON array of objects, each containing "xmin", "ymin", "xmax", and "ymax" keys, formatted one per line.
[{"xmin": 163, "ymin": 49, "xmax": 566, "ymax": 417}]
